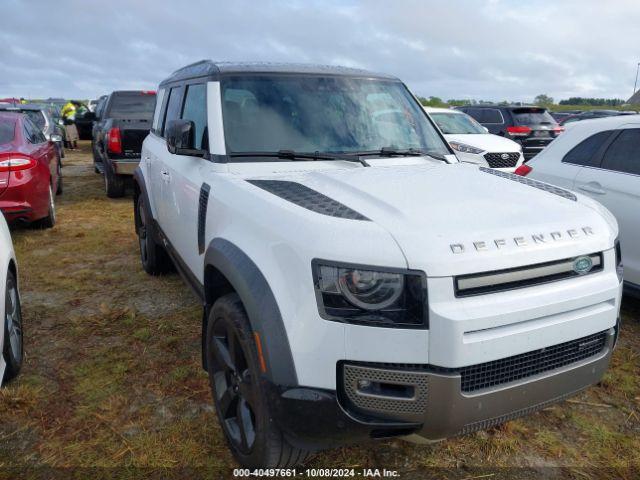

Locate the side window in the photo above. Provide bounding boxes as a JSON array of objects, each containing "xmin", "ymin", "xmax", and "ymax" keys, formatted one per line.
[
  {"xmin": 23, "ymin": 118, "xmax": 40, "ymax": 143},
  {"xmin": 161, "ymin": 86, "xmax": 184, "ymax": 137},
  {"xmin": 600, "ymin": 128, "xmax": 640, "ymax": 175},
  {"xmin": 181, "ymin": 84, "xmax": 207, "ymax": 149},
  {"xmin": 480, "ymin": 109, "xmax": 504, "ymax": 124},
  {"xmin": 151, "ymin": 88, "xmax": 166, "ymax": 134},
  {"xmin": 464, "ymin": 108, "xmax": 482, "ymax": 122},
  {"xmin": 562, "ymin": 130, "xmax": 613, "ymax": 167}
]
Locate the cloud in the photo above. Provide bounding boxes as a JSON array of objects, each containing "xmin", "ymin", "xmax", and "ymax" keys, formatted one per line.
[{"xmin": 1, "ymin": 0, "xmax": 639, "ymax": 102}]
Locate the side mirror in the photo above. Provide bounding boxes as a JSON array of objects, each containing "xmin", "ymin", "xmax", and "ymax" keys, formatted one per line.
[
  {"xmin": 166, "ymin": 120, "xmax": 205, "ymax": 157},
  {"xmin": 483, "ymin": 126, "xmax": 489, "ymax": 133},
  {"xmin": 50, "ymin": 134, "xmax": 63, "ymax": 143}
]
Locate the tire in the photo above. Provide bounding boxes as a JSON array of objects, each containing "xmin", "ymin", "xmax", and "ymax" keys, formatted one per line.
[
  {"xmin": 104, "ymin": 161, "xmax": 125, "ymax": 198},
  {"xmin": 136, "ymin": 195, "xmax": 171, "ymax": 275},
  {"xmin": 206, "ymin": 294, "xmax": 311, "ymax": 468},
  {"xmin": 56, "ymin": 162, "xmax": 63, "ymax": 196},
  {"xmin": 37, "ymin": 185, "xmax": 56, "ymax": 229},
  {"xmin": 3, "ymin": 270, "xmax": 23, "ymax": 384}
]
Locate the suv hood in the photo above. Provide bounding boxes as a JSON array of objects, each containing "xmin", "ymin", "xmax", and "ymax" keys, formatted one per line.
[
  {"xmin": 444, "ymin": 133, "xmax": 521, "ymax": 152},
  {"xmin": 252, "ymin": 162, "xmax": 615, "ymax": 276}
]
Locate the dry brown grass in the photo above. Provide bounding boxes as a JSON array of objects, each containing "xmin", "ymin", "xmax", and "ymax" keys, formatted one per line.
[{"xmin": 0, "ymin": 142, "xmax": 638, "ymax": 479}]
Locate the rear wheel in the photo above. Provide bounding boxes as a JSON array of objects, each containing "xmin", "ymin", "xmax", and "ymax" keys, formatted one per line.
[
  {"xmin": 37, "ymin": 185, "xmax": 56, "ymax": 229},
  {"xmin": 136, "ymin": 195, "xmax": 171, "ymax": 275},
  {"xmin": 104, "ymin": 161, "xmax": 125, "ymax": 198},
  {"xmin": 206, "ymin": 294, "xmax": 311, "ymax": 468},
  {"xmin": 3, "ymin": 270, "xmax": 23, "ymax": 384}
]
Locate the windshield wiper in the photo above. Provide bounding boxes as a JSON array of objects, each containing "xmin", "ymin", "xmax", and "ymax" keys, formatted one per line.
[
  {"xmin": 229, "ymin": 150, "xmax": 370, "ymax": 167},
  {"xmin": 352, "ymin": 147, "xmax": 448, "ymax": 162}
]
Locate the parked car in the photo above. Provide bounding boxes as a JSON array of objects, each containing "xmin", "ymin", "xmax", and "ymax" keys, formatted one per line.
[
  {"xmin": 456, "ymin": 105, "xmax": 563, "ymax": 160},
  {"xmin": 0, "ymin": 104, "xmax": 65, "ymax": 160},
  {"xmin": 92, "ymin": 90, "xmax": 156, "ymax": 197},
  {"xmin": 0, "ymin": 213, "xmax": 22, "ymax": 386},
  {"xmin": 424, "ymin": 107, "xmax": 524, "ymax": 171},
  {"xmin": 550, "ymin": 111, "xmax": 582, "ymax": 123},
  {"xmin": 523, "ymin": 115, "xmax": 639, "ymax": 298},
  {"xmin": 0, "ymin": 112, "xmax": 61, "ymax": 227},
  {"xmin": 134, "ymin": 60, "xmax": 622, "ymax": 468},
  {"xmin": 560, "ymin": 110, "xmax": 631, "ymax": 126}
]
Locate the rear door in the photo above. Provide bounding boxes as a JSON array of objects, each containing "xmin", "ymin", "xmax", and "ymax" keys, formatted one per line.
[
  {"xmin": 574, "ymin": 126, "xmax": 640, "ymax": 285},
  {"xmin": 159, "ymin": 82, "xmax": 209, "ymax": 276},
  {"xmin": 533, "ymin": 129, "xmax": 616, "ymax": 189}
]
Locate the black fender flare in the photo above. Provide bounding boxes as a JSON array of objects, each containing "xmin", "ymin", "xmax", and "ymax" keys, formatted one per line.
[
  {"xmin": 204, "ymin": 238, "xmax": 298, "ymax": 387},
  {"xmin": 132, "ymin": 167, "xmax": 158, "ymax": 241}
]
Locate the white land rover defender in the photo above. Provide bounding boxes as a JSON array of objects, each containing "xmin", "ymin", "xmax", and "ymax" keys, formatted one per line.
[{"xmin": 134, "ymin": 61, "xmax": 623, "ymax": 468}]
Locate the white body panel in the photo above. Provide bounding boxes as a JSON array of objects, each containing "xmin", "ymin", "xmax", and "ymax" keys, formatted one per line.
[
  {"xmin": 142, "ymin": 79, "xmax": 623, "ymax": 392},
  {"xmin": 0, "ymin": 214, "xmax": 17, "ymax": 385},
  {"xmin": 528, "ymin": 116, "xmax": 640, "ymax": 286}
]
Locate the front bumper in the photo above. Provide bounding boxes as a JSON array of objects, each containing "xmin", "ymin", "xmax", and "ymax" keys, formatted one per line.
[
  {"xmin": 271, "ymin": 329, "xmax": 614, "ymax": 449},
  {"xmin": 112, "ymin": 159, "xmax": 140, "ymax": 176}
]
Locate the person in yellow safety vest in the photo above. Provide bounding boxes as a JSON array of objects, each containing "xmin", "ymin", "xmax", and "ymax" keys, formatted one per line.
[
  {"xmin": 61, "ymin": 102, "xmax": 79, "ymax": 150},
  {"xmin": 61, "ymin": 101, "xmax": 76, "ymax": 121}
]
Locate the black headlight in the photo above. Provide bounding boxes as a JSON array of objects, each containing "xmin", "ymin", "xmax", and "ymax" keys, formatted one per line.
[
  {"xmin": 312, "ymin": 260, "xmax": 428, "ymax": 328},
  {"xmin": 615, "ymin": 238, "xmax": 623, "ymax": 283}
]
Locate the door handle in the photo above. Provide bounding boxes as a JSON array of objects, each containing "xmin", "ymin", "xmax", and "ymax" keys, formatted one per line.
[
  {"xmin": 160, "ymin": 170, "xmax": 171, "ymax": 182},
  {"xmin": 578, "ymin": 183, "xmax": 606, "ymax": 195}
]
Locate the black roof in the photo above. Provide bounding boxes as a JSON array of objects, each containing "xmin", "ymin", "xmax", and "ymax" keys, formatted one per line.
[{"xmin": 160, "ymin": 60, "xmax": 397, "ymax": 86}]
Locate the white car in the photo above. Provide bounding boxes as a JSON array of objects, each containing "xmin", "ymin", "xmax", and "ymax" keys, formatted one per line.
[
  {"xmin": 525, "ymin": 115, "xmax": 639, "ymax": 297},
  {"xmin": 0, "ymin": 214, "xmax": 22, "ymax": 386},
  {"xmin": 424, "ymin": 107, "xmax": 524, "ymax": 172},
  {"xmin": 135, "ymin": 61, "xmax": 622, "ymax": 468}
]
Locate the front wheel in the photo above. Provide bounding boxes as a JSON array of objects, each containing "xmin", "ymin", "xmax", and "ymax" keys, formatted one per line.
[
  {"xmin": 206, "ymin": 294, "xmax": 311, "ymax": 468},
  {"xmin": 3, "ymin": 270, "xmax": 23, "ymax": 384}
]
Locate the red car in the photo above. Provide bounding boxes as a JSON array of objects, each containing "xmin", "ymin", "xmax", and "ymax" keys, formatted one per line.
[{"xmin": 0, "ymin": 112, "xmax": 61, "ymax": 228}]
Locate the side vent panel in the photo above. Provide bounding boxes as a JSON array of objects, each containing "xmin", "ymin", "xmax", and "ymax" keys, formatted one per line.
[
  {"xmin": 247, "ymin": 180, "xmax": 370, "ymax": 221},
  {"xmin": 479, "ymin": 167, "xmax": 577, "ymax": 201},
  {"xmin": 198, "ymin": 183, "xmax": 211, "ymax": 254}
]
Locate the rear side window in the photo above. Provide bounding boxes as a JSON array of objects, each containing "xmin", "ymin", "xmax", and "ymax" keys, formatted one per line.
[
  {"xmin": 562, "ymin": 130, "xmax": 614, "ymax": 167},
  {"xmin": 162, "ymin": 86, "xmax": 184, "ymax": 136},
  {"xmin": 23, "ymin": 117, "xmax": 45, "ymax": 143},
  {"xmin": 479, "ymin": 109, "xmax": 504, "ymax": 124},
  {"xmin": 108, "ymin": 92, "xmax": 156, "ymax": 120},
  {"xmin": 512, "ymin": 108, "xmax": 556, "ymax": 125},
  {"xmin": 181, "ymin": 84, "xmax": 207, "ymax": 149},
  {"xmin": 600, "ymin": 128, "xmax": 640, "ymax": 175},
  {"xmin": 0, "ymin": 120, "xmax": 15, "ymax": 144}
]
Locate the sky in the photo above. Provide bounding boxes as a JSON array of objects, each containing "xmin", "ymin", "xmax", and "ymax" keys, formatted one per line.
[{"xmin": 1, "ymin": 0, "xmax": 639, "ymax": 103}]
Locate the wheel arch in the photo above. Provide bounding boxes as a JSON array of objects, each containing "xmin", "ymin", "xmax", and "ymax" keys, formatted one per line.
[{"xmin": 203, "ymin": 238, "xmax": 298, "ymax": 387}]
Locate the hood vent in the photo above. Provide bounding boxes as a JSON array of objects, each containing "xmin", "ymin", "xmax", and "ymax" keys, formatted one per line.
[
  {"xmin": 479, "ymin": 167, "xmax": 577, "ymax": 201},
  {"xmin": 248, "ymin": 180, "xmax": 369, "ymax": 221}
]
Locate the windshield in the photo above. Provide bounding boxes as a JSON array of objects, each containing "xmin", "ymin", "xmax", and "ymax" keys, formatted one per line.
[
  {"xmin": 430, "ymin": 112, "xmax": 485, "ymax": 134},
  {"xmin": 221, "ymin": 75, "xmax": 449, "ymax": 158}
]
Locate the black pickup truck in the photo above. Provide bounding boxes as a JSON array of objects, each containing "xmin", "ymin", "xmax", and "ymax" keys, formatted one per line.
[{"xmin": 92, "ymin": 90, "xmax": 156, "ymax": 197}]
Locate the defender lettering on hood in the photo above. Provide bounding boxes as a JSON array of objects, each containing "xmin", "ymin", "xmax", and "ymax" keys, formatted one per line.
[{"xmin": 451, "ymin": 226, "xmax": 595, "ymax": 254}]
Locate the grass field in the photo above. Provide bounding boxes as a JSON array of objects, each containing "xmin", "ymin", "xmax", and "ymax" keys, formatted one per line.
[{"xmin": 0, "ymin": 142, "xmax": 638, "ymax": 479}]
